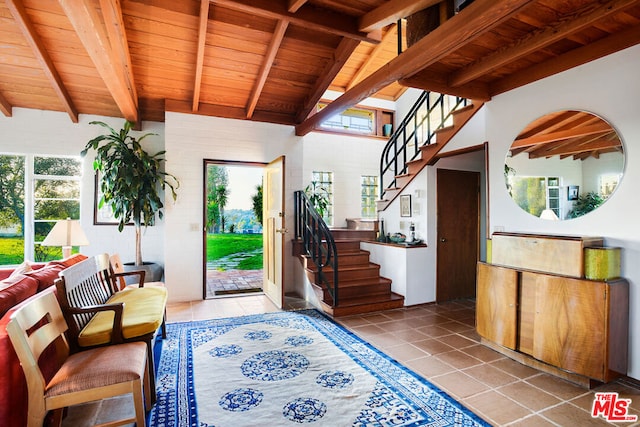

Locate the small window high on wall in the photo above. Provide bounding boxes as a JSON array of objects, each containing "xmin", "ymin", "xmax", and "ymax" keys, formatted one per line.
[{"xmin": 316, "ymin": 102, "xmax": 394, "ymax": 137}]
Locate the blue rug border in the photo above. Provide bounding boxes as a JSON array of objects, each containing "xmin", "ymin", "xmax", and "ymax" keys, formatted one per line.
[{"xmin": 150, "ymin": 308, "xmax": 491, "ymax": 427}]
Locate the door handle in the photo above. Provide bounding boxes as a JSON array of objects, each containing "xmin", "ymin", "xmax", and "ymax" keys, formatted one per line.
[
  {"xmin": 276, "ymin": 228, "xmax": 288, "ymax": 234},
  {"xmin": 440, "ymin": 238, "xmax": 447, "ymax": 242}
]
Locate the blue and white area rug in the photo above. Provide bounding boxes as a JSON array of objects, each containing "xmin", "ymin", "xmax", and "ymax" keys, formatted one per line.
[{"xmin": 149, "ymin": 309, "xmax": 489, "ymax": 427}]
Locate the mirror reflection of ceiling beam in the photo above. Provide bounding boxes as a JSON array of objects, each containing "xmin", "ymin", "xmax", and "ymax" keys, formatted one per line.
[
  {"xmin": 528, "ymin": 133, "xmax": 621, "ymax": 159},
  {"xmin": 512, "ymin": 122, "xmax": 614, "ymax": 149},
  {"xmin": 7, "ymin": 0, "xmax": 79, "ymax": 123}
]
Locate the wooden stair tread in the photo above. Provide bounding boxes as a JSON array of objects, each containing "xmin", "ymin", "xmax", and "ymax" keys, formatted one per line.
[{"xmin": 320, "ymin": 293, "xmax": 405, "ymax": 317}]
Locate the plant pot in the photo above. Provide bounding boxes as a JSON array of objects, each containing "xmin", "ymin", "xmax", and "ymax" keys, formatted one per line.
[{"xmin": 123, "ymin": 262, "xmax": 164, "ymax": 284}]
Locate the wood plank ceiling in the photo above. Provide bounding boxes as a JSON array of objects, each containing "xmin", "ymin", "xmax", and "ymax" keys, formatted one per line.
[{"xmin": 1, "ymin": 0, "xmax": 639, "ymax": 136}]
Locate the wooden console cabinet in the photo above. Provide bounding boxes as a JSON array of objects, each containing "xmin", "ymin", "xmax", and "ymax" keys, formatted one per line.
[{"xmin": 477, "ymin": 234, "xmax": 629, "ymax": 387}]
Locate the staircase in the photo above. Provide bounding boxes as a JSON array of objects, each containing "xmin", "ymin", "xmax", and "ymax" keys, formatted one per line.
[
  {"xmin": 299, "ymin": 229, "xmax": 403, "ymax": 317},
  {"xmin": 293, "ymin": 192, "xmax": 404, "ymax": 317},
  {"xmin": 377, "ymin": 93, "xmax": 484, "ymax": 211}
]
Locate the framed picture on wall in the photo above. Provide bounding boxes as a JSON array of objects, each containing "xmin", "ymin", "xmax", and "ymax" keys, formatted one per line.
[
  {"xmin": 93, "ymin": 173, "xmax": 132, "ymax": 226},
  {"xmin": 568, "ymin": 185, "xmax": 579, "ymax": 201},
  {"xmin": 400, "ymin": 195, "xmax": 412, "ymax": 217}
]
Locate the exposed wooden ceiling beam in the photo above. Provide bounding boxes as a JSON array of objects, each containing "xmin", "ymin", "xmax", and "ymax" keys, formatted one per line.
[
  {"xmin": 490, "ymin": 24, "xmax": 640, "ymax": 97},
  {"xmin": 450, "ymin": 0, "xmax": 639, "ymax": 88},
  {"xmin": 192, "ymin": 0, "xmax": 209, "ymax": 112},
  {"xmin": 296, "ymin": 0, "xmax": 535, "ymax": 136},
  {"xmin": 99, "ymin": 0, "xmax": 137, "ymax": 108},
  {"xmin": 209, "ymin": 0, "xmax": 380, "ymax": 43},
  {"xmin": 400, "ymin": 70, "xmax": 491, "ymax": 100},
  {"xmin": 346, "ymin": 24, "xmax": 397, "ymax": 90},
  {"xmin": 287, "ymin": 0, "xmax": 306, "ymax": 13},
  {"xmin": 247, "ymin": 19, "xmax": 289, "ymax": 118},
  {"xmin": 295, "ymin": 37, "xmax": 361, "ymax": 123},
  {"xmin": 0, "ymin": 92, "xmax": 12, "ymax": 117},
  {"xmin": 59, "ymin": 0, "xmax": 138, "ymax": 123},
  {"xmin": 6, "ymin": 0, "xmax": 78, "ymax": 123},
  {"xmin": 359, "ymin": 0, "xmax": 442, "ymax": 32}
]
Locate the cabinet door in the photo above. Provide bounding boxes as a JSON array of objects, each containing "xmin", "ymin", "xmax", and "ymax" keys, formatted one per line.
[
  {"xmin": 531, "ymin": 273, "xmax": 606, "ymax": 379},
  {"xmin": 476, "ymin": 263, "xmax": 518, "ymax": 349}
]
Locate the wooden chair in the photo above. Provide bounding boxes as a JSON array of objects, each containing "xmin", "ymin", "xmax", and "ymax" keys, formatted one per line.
[
  {"xmin": 6, "ymin": 289, "xmax": 150, "ymax": 427},
  {"xmin": 109, "ymin": 253, "xmax": 164, "ymax": 290},
  {"xmin": 55, "ymin": 254, "xmax": 167, "ymax": 401},
  {"xmin": 109, "ymin": 253, "xmax": 167, "ymax": 339}
]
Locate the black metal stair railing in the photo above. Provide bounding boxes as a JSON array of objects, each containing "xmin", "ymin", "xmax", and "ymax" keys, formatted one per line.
[
  {"xmin": 294, "ymin": 191, "xmax": 338, "ymax": 306},
  {"xmin": 380, "ymin": 92, "xmax": 468, "ymax": 199}
]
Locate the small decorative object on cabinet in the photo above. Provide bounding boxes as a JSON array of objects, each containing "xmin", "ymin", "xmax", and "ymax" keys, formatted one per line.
[{"xmin": 476, "ymin": 233, "xmax": 628, "ymax": 388}]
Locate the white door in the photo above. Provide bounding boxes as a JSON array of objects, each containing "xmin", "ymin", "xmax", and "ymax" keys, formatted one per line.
[{"xmin": 263, "ymin": 156, "xmax": 285, "ymax": 308}]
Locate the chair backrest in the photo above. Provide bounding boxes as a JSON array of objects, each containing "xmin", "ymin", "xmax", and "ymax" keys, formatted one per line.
[
  {"xmin": 56, "ymin": 253, "xmax": 115, "ymax": 333},
  {"xmin": 109, "ymin": 253, "xmax": 128, "ymax": 291},
  {"xmin": 6, "ymin": 290, "xmax": 69, "ymax": 409}
]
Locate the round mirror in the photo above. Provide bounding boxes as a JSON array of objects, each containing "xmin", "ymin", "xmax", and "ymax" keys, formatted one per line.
[{"xmin": 505, "ymin": 110, "xmax": 624, "ymax": 220}]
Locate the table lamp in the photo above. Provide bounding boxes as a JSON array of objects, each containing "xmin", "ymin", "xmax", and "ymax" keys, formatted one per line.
[{"xmin": 41, "ymin": 218, "xmax": 89, "ymax": 259}]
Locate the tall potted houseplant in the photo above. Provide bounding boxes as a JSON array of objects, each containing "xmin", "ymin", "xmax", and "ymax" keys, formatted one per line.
[{"xmin": 81, "ymin": 120, "xmax": 179, "ymax": 275}]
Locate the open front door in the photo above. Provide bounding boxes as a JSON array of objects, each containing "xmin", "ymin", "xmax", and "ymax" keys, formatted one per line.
[{"xmin": 263, "ymin": 156, "xmax": 285, "ymax": 308}]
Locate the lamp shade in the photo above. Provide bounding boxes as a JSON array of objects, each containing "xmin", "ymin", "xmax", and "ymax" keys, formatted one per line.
[
  {"xmin": 42, "ymin": 219, "xmax": 89, "ymax": 258},
  {"xmin": 539, "ymin": 209, "xmax": 559, "ymax": 220}
]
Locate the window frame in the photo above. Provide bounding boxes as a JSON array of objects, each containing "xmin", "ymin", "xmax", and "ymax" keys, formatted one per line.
[
  {"xmin": 0, "ymin": 153, "xmax": 82, "ymax": 265},
  {"xmin": 316, "ymin": 101, "xmax": 394, "ymax": 138}
]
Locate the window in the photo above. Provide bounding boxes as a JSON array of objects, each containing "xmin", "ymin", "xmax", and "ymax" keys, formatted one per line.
[
  {"xmin": 361, "ymin": 175, "xmax": 378, "ymax": 218},
  {"xmin": 316, "ymin": 102, "xmax": 394, "ymax": 137},
  {"xmin": 600, "ymin": 174, "xmax": 621, "ymax": 198},
  {"xmin": 311, "ymin": 171, "xmax": 333, "ymax": 225},
  {"xmin": 0, "ymin": 154, "xmax": 82, "ymax": 265},
  {"xmin": 510, "ymin": 176, "xmax": 561, "ymax": 219}
]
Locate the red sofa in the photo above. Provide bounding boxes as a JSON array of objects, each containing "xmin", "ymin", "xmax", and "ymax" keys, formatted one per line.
[{"xmin": 0, "ymin": 254, "xmax": 87, "ymax": 427}]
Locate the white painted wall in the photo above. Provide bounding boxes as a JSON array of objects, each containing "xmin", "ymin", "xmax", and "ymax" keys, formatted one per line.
[
  {"xmin": 483, "ymin": 44, "xmax": 640, "ymax": 379},
  {"xmin": 379, "ymin": 44, "xmax": 640, "ymax": 379},
  {"xmin": 300, "ymin": 132, "xmax": 385, "ymax": 227},
  {"xmin": 163, "ymin": 113, "xmax": 386, "ymax": 302}
]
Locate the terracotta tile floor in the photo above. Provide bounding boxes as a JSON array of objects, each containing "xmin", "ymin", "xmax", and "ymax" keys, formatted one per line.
[{"xmin": 64, "ymin": 295, "xmax": 640, "ymax": 426}]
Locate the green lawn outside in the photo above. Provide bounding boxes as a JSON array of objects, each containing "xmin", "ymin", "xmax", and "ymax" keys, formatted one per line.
[
  {"xmin": 207, "ymin": 233, "xmax": 263, "ymax": 270},
  {"xmin": 0, "ymin": 237, "xmax": 63, "ymax": 265},
  {"xmin": 1, "ymin": 233, "xmax": 263, "ymax": 268}
]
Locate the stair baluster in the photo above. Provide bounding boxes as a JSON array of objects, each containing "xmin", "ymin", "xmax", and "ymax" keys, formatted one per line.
[
  {"xmin": 294, "ymin": 191, "xmax": 338, "ymax": 307},
  {"xmin": 380, "ymin": 92, "xmax": 468, "ymax": 200}
]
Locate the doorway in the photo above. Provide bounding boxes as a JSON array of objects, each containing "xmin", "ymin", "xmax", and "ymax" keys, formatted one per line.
[
  {"xmin": 203, "ymin": 160, "xmax": 265, "ymax": 299},
  {"xmin": 436, "ymin": 168, "xmax": 480, "ymax": 302}
]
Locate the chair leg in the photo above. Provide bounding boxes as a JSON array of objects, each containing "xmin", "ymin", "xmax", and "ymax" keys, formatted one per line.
[
  {"xmin": 146, "ymin": 339, "xmax": 157, "ymax": 405},
  {"xmin": 132, "ymin": 378, "xmax": 147, "ymax": 427},
  {"xmin": 143, "ymin": 355, "xmax": 152, "ymax": 411},
  {"xmin": 161, "ymin": 310, "xmax": 167, "ymax": 339}
]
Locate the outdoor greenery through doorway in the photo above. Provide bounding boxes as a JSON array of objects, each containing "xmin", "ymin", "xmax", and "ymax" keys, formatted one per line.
[{"xmin": 205, "ymin": 161, "xmax": 265, "ymax": 298}]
